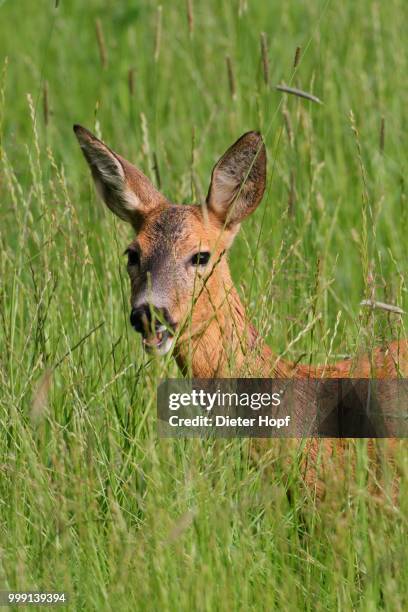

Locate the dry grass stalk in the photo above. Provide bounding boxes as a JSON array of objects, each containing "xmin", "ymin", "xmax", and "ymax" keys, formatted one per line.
[
  {"xmin": 186, "ymin": 0, "xmax": 194, "ymax": 35},
  {"xmin": 43, "ymin": 80, "xmax": 49, "ymax": 126},
  {"xmin": 31, "ymin": 369, "xmax": 52, "ymax": 425},
  {"xmin": 128, "ymin": 68, "xmax": 135, "ymax": 97},
  {"xmin": 226, "ymin": 55, "xmax": 236, "ymax": 100},
  {"xmin": 260, "ymin": 32, "xmax": 269, "ymax": 85},
  {"xmin": 360, "ymin": 299, "xmax": 404, "ymax": 315},
  {"xmin": 95, "ymin": 18, "xmax": 107, "ymax": 69},
  {"xmin": 380, "ymin": 116, "xmax": 385, "ymax": 154},
  {"xmin": 190, "ymin": 126, "xmax": 196, "ymax": 201},
  {"xmin": 288, "ymin": 168, "xmax": 296, "ymax": 216},
  {"xmin": 276, "ymin": 84, "xmax": 322, "ymax": 105},
  {"xmin": 154, "ymin": 6, "xmax": 162, "ymax": 62},
  {"xmin": 152, "ymin": 152, "xmax": 161, "ymax": 189},
  {"xmin": 293, "ymin": 46, "xmax": 301, "ymax": 68}
]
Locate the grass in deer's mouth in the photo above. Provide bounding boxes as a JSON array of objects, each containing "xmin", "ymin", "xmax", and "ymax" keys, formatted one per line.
[
  {"xmin": 142, "ymin": 327, "xmax": 174, "ymax": 355},
  {"xmin": 0, "ymin": 0, "xmax": 407, "ymax": 610}
]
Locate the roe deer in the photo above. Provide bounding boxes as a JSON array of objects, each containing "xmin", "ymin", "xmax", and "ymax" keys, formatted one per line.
[
  {"xmin": 73, "ymin": 124, "xmax": 408, "ymax": 382},
  {"xmin": 74, "ymin": 125, "xmax": 407, "ymax": 494}
]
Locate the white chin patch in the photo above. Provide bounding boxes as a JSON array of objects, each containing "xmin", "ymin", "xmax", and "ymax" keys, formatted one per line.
[
  {"xmin": 143, "ymin": 335, "xmax": 174, "ymax": 356},
  {"xmin": 156, "ymin": 335, "xmax": 174, "ymax": 356}
]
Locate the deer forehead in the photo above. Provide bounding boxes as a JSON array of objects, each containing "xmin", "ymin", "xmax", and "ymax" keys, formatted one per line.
[{"xmin": 135, "ymin": 205, "xmax": 226, "ymax": 258}]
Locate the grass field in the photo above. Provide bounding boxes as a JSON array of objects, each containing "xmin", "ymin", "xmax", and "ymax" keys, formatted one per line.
[{"xmin": 1, "ymin": 0, "xmax": 407, "ymax": 609}]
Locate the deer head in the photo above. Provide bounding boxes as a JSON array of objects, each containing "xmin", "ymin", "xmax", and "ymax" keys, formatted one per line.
[{"xmin": 74, "ymin": 125, "xmax": 266, "ymax": 363}]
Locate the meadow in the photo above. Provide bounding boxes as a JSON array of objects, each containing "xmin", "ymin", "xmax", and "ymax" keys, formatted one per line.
[{"xmin": 0, "ymin": 0, "xmax": 407, "ymax": 609}]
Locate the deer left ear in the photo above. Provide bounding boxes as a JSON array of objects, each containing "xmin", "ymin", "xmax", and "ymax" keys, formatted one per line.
[{"xmin": 206, "ymin": 131, "xmax": 266, "ymax": 227}]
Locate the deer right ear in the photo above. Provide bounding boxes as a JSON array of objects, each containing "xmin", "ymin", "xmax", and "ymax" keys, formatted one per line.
[
  {"xmin": 73, "ymin": 125, "xmax": 168, "ymax": 228},
  {"xmin": 206, "ymin": 131, "xmax": 266, "ymax": 227}
]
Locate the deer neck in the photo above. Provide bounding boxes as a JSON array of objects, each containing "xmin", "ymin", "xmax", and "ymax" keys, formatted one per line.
[{"xmin": 174, "ymin": 269, "xmax": 291, "ymax": 378}]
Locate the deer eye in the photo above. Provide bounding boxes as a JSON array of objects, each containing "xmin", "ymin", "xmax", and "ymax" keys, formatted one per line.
[
  {"xmin": 125, "ymin": 248, "xmax": 140, "ymax": 267},
  {"xmin": 190, "ymin": 252, "xmax": 211, "ymax": 267}
]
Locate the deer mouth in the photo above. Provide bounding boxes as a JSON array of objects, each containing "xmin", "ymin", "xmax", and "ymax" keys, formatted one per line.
[{"xmin": 142, "ymin": 325, "xmax": 174, "ymax": 356}]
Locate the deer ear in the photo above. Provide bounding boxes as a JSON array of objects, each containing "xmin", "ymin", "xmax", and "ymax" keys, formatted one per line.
[
  {"xmin": 73, "ymin": 125, "xmax": 168, "ymax": 228},
  {"xmin": 206, "ymin": 131, "xmax": 266, "ymax": 226}
]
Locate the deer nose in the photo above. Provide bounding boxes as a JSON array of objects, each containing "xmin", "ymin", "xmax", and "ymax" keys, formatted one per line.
[
  {"xmin": 130, "ymin": 305, "xmax": 171, "ymax": 335},
  {"xmin": 130, "ymin": 305, "xmax": 151, "ymax": 334}
]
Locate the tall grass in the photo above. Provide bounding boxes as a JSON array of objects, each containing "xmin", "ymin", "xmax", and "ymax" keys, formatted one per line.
[{"xmin": 0, "ymin": 0, "xmax": 407, "ymax": 609}]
